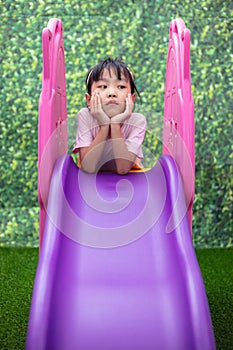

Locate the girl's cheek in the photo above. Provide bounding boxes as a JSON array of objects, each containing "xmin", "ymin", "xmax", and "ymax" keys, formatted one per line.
[{"xmin": 99, "ymin": 95, "xmax": 103, "ymax": 105}]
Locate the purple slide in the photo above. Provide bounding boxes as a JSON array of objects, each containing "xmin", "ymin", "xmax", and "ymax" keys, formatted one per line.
[
  {"xmin": 26, "ymin": 19, "xmax": 216, "ymax": 349},
  {"xmin": 26, "ymin": 154, "xmax": 215, "ymax": 350}
]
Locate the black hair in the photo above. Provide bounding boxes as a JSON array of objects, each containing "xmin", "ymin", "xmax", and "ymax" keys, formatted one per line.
[{"xmin": 86, "ymin": 58, "xmax": 141, "ymax": 102}]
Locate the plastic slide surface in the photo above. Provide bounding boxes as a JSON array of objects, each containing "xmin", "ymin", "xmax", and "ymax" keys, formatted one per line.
[{"xmin": 26, "ymin": 154, "xmax": 215, "ymax": 350}]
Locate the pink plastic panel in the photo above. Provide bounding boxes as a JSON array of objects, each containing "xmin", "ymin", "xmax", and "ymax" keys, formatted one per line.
[
  {"xmin": 163, "ymin": 19, "xmax": 195, "ymax": 232},
  {"xmin": 38, "ymin": 19, "xmax": 68, "ymax": 247}
]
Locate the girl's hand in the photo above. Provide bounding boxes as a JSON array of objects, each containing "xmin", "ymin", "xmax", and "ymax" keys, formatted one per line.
[
  {"xmin": 111, "ymin": 94, "xmax": 134, "ymax": 124},
  {"xmin": 90, "ymin": 91, "xmax": 110, "ymax": 126}
]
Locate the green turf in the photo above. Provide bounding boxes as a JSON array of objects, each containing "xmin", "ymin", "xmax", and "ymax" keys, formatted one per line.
[
  {"xmin": 0, "ymin": 247, "xmax": 232, "ymax": 350},
  {"xmin": 0, "ymin": 248, "xmax": 38, "ymax": 350},
  {"xmin": 195, "ymin": 248, "xmax": 233, "ymax": 350}
]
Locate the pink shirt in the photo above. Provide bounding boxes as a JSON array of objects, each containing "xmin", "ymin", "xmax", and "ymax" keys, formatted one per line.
[{"xmin": 73, "ymin": 107, "xmax": 147, "ymax": 168}]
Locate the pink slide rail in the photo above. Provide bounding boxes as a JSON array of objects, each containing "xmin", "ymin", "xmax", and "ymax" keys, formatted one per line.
[
  {"xmin": 38, "ymin": 18, "xmax": 195, "ymax": 246},
  {"xmin": 163, "ymin": 18, "xmax": 195, "ymax": 231},
  {"xmin": 38, "ymin": 19, "xmax": 68, "ymax": 248}
]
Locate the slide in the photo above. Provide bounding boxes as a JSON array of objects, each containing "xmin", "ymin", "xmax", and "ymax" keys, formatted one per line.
[
  {"xmin": 26, "ymin": 154, "xmax": 215, "ymax": 350},
  {"xmin": 26, "ymin": 18, "xmax": 216, "ymax": 349}
]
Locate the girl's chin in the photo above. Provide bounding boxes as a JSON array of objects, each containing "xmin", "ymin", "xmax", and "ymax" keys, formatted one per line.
[{"xmin": 103, "ymin": 104, "xmax": 125, "ymax": 118}]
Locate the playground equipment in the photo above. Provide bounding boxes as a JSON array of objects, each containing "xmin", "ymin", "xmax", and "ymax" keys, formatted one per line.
[{"xmin": 26, "ymin": 18, "xmax": 215, "ymax": 350}]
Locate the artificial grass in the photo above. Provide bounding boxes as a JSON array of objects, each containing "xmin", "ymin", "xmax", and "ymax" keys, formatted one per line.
[
  {"xmin": 0, "ymin": 248, "xmax": 38, "ymax": 350},
  {"xmin": 195, "ymin": 248, "xmax": 233, "ymax": 350},
  {"xmin": 0, "ymin": 247, "xmax": 232, "ymax": 350}
]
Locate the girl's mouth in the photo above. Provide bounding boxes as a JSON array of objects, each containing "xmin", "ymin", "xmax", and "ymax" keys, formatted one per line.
[{"xmin": 107, "ymin": 100, "xmax": 118, "ymax": 105}]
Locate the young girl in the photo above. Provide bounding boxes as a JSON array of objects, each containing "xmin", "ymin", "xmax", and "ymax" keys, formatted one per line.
[{"xmin": 72, "ymin": 58, "xmax": 147, "ymax": 174}]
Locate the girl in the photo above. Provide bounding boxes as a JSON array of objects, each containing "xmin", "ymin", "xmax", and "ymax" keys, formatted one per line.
[{"xmin": 73, "ymin": 58, "xmax": 147, "ymax": 174}]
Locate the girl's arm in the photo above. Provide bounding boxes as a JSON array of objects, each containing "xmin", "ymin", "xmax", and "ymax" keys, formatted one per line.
[
  {"xmin": 110, "ymin": 124, "xmax": 136, "ymax": 174},
  {"xmin": 80, "ymin": 92, "xmax": 110, "ymax": 173},
  {"xmin": 80, "ymin": 125, "xmax": 109, "ymax": 173},
  {"xmin": 110, "ymin": 94, "xmax": 138, "ymax": 174}
]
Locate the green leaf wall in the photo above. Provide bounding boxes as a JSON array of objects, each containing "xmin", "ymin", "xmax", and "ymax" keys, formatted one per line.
[{"xmin": 1, "ymin": 0, "xmax": 232, "ymax": 247}]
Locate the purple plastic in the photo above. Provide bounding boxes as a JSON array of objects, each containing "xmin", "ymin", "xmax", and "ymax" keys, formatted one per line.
[
  {"xmin": 26, "ymin": 155, "xmax": 215, "ymax": 350},
  {"xmin": 26, "ymin": 18, "xmax": 215, "ymax": 350}
]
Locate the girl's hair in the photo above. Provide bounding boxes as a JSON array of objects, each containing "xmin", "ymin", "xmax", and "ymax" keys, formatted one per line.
[{"xmin": 86, "ymin": 58, "xmax": 141, "ymax": 102}]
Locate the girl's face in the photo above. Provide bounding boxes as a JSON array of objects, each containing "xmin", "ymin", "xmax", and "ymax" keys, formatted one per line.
[{"xmin": 86, "ymin": 68, "xmax": 136, "ymax": 118}]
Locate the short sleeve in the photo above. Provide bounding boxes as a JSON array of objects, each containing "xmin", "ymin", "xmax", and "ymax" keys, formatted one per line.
[
  {"xmin": 72, "ymin": 108, "xmax": 98, "ymax": 154},
  {"xmin": 123, "ymin": 113, "xmax": 147, "ymax": 159}
]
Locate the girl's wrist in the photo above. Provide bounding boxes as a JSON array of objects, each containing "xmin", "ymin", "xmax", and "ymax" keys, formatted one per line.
[
  {"xmin": 110, "ymin": 123, "xmax": 121, "ymax": 130},
  {"xmin": 99, "ymin": 124, "xmax": 109, "ymax": 129},
  {"xmin": 110, "ymin": 123, "xmax": 122, "ymax": 139}
]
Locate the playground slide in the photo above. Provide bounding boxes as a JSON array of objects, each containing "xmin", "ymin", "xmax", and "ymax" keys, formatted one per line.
[
  {"xmin": 26, "ymin": 154, "xmax": 215, "ymax": 350},
  {"xmin": 26, "ymin": 18, "xmax": 215, "ymax": 349}
]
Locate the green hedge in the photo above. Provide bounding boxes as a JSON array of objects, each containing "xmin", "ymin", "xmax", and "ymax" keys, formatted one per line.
[{"xmin": 1, "ymin": 0, "xmax": 232, "ymax": 247}]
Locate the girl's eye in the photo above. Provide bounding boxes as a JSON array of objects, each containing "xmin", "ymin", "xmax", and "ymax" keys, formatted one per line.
[
  {"xmin": 118, "ymin": 85, "xmax": 126, "ymax": 89},
  {"xmin": 97, "ymin": 85, "xmax": 107, "ymax": 89}
]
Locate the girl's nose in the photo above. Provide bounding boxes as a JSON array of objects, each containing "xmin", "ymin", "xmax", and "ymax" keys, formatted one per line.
[{"xmin": 108, "ymin": 87, "xmax": 117, "ymax": 97}]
